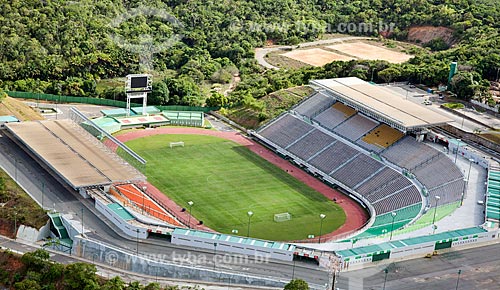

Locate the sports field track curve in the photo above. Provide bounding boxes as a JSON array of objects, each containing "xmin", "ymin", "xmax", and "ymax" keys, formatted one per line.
[{"xmin": 111, "ymin": 128, "xmax": 369, "ymax": 242}]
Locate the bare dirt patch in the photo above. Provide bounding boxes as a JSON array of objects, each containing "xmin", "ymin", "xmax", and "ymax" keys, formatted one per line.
[
  {"xmin": 282, "ymin": 48, "xmax": 355, "ymax": 67},
  {"xmin": 408, "ymin": 26, "xmax": 455, "ymax": 45},
  {"xmin": 327, "ymin": 42, "xmax": 413, "ymax": 63}
]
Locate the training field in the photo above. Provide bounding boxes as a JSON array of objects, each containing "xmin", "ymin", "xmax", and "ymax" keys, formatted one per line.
[
  {"xmin": 125, "ymin": 134, "xmax": 346, "ymax": 241},
  {"xmin": 326, "ymin": 42, "xmax": 413, "ymax": 63},
  {"xmin": 283, "ymin": 48, "xmax": 355, "ymax": 66}
]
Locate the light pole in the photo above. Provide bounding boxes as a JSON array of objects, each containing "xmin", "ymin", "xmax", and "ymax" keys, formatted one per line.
[
  {"xmin": 13, "ymin": 206, "xmax": 17, "ymax": 238},
  {"xmin": 14, "ymin": 159, "xmax": 18, "ymax": 182},
  {"xmin": 187, "ymin": 201, "xmax": 194, "ymax": 229},
  {"xmin": 247, "ymin": 211, "xmax": 253, "ymax": 237},
  {"xmin": 292, "ymin": 259, "xmax": 296, "ymax": 280},
  {"xmin": 81, "ymin": 207, "xmax": 84, "ymax": 236},
  {"xmin": 41, "ymin": 181, "xmax": 45, "ymax": 210},
  {"xmin": 454, "ymin": 139, "xmax": 461, "ymax": 164},
  {"xmin": 383, "ymin": 268, "xmax": 388, "ymax": 290},
  {"xmin": 381, "ymin": 229, "xmax": 387, "ymax": 237},
  {"xmin": 318, "ymin": 214, "xmax": 326, "ymax": 243},
  {"xmin": 467, "ymin": 158, "xmax": 474, "ymax": 183},
  {"xmin": 455, "ymin": 269, "xmax": 462, "ymax": 290},
  {"xmin": 231, "ymin": 229, "xmax": 238, "ymax": 235},
  {"xmin": 136, "ymin": 228, "xmax": 140, "ymax": 255},
  {"xmin": 213, "ymin": 242, "xmax": 217, "ymax": 270},
  {"xmin": 389, "ymin": 212, "xmax": 397, "ymax": 241},
  {"xmin": 432, "ymin": 195, "xmax": 441, "ymax": 234},
  {"xmin": 142, "ymin": 186, "xmax": 147, "ymax": 215}
]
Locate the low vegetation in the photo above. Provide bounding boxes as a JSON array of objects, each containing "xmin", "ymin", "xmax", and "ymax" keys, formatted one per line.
[
  {"xmin": 0, "ymin": 249, "xmax": 199, "ymax": 290},
  {"xmin": 0, "ymin": 97, "xmax": 43, "ymax": 121},
  {"xmin": 0, "ymin": 170, "xmax": 47, "ymax": 238},
  {"xmin": 222, "ymin": 86, "xmax": 314, "ymax": 129},
  {"xmin": 442, "ymin": 102, "xmax": 465, "ymax": 109}
]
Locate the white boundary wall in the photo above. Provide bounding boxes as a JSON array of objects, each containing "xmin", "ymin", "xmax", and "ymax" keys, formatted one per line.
[
  {"xmin": 340, "ymin": 229, "xmax": 499, "ymax": 271},
  {"xmin": 95, "ymin": 198, "xmax": 148, "ymax": 239},
  {"xmin": 172, "ymin": 232, "xmax": 294, "ymax": 262}
]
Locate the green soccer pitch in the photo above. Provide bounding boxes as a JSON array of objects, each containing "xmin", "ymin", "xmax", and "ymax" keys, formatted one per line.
[{"xmin": 124, "ymin": 134, "xmax": 346, "ymax": 241}]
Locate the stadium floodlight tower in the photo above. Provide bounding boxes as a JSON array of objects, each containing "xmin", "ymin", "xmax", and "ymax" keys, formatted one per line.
[{"xmin": 125, "ymin": 74, "xmax": 152, "ymax": 116}]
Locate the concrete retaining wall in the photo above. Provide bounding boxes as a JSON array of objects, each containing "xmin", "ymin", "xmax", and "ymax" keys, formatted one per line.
[{"xmin": 74, "ymin": 237, "xmax": 291, "ymax": 289}]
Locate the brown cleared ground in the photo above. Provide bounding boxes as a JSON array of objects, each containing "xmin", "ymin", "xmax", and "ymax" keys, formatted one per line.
[
  {"xmin": 282, "ymin": 48, "xmax": 355, "ymax": 67},
  {"xmin": 0, "ymin": 97, "xmax": 44, "ymax": 121},
  {"xmin": 327, "ymin": 42, "xmax": 413, "ymax": 63}
]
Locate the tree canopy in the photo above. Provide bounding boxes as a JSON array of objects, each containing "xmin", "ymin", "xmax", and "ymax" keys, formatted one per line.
[{"xmin": 0, "ymin": 0, "xmax": 499, "ymax": 104}]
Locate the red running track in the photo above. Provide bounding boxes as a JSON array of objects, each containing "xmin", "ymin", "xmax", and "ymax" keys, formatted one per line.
[{"xmin": 113, "ymin": 128, "xmax": 369, "ymax": 242}]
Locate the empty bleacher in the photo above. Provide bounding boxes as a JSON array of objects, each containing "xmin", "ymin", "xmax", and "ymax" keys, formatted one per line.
[
  {"xmin": 308, "ymin": 142, "xmax": 359, "ymax": 173},
  {"xmin": 259, "ymin": 114, "xmax": 314, "ymax": 148},
  {"xmin": 287, "ymin": 129, "xmax": 336, "ymax": 161},
  {"xmin": 356, "ymin": 167, "xmax": 402, "ymax": 193},
  {"xmin": 313, "ymin": 103, "xmax": 357, "ymax": 130},
  {"xmin": 357, "ymin": 124, "xmax": 404, "ymax": 153},
  {"xmin": 382, "ymin": 136, "xmax": 438, "ymax": 170},
  {"xmin": 334, "ymin": 114, "xmax": 379, "ymax": 141},
  {"xmin": 372, "ymin": 186, "xmax": 422, "ymax": 214},
  {"xmin": 294, "ymin": 92, "xmax": 335, "ymax": 118},
  {"xmin": 330, "ymin": 154, "xmax": 384, "ymax": 188},
  {"xmin": 412, "ymin": 155, "xmax": 463, "ymax": 189},
  {"xmin": 428, "ymin": 179, "xmax": 465, "ymax": 205},
  {"xmin": 355, "ymin": 203, "xmax": 422, "ymax": 238},
  {"xmin": 364, "ymin": 178, "xmax": 413, "ymax": 204},
  {"xmin": 255, "ymin": 105, "xmax": 429, "ymax": 239}
]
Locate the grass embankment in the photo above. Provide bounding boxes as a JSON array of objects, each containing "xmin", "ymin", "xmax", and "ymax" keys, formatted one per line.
[
  {"xmin": 0, "ymin": 97, "xmax": 44, "ymax": 121},
  {"xmin": 0, "ymin": 170, "xmax": 47, "ymax": 238},
  {"xmin": 125, "ymin": 134, "xmax": 345, "ymax": 241},
  {"xmin": 223, "ymin": 86, "xmax": 314, "ymax": 129}
]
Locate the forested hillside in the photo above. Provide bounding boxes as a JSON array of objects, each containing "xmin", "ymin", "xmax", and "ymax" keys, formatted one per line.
[{"xmin": 0, "ymin": 0, "xmax": 499, "ymax": 107}]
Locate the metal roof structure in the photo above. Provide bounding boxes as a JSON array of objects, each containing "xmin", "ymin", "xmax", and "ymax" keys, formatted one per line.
[
  {"xmin": 5, "ymin": 119, "xmax": 145, "ymax": 189},
  {"xmin": 310, "ymin": 77, "xmax": 453, "ymax": 132}
]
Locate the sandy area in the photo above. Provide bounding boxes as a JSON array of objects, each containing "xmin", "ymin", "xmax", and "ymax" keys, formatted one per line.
[
  {"xmin": 327, "ymin": 42, "xmax": 413, "ymax": 63},
  {"xmin": 282, "ymin": 48, "xmax": 355, "ymax": 66}
]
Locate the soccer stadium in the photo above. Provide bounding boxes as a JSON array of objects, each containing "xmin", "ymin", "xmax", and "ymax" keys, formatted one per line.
[{"xmin": 2, "ymin": 77, "xmax": 499, "ymax": 289}]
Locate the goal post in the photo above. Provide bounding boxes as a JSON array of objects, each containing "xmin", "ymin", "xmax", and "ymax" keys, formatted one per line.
[
  {"xmin": 169, "ymin": 141, "xmax": 184, "ymax": 148},
  {"xmin": 274, "ymin": 212, "xmax": 291, "ymax": 222}
]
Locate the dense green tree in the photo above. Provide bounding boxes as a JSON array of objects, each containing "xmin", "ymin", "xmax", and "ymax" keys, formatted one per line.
[
  {"xmin": 284, "ymin": 279, "xmax": 309, "ymax": 290},
  {"xmin": 63, "ymin": 263, "xmax": 99, "ymax": 290}
]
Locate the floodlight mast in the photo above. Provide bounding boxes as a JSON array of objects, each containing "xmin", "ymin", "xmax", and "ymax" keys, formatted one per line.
[{"xmin": 125, "ymin": 74, "xmax": 152, "ymax": 116}]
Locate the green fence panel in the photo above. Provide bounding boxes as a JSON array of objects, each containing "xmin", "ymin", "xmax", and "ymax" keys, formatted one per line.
[
  {"xmin": 434, "ymin": 240, "xmax": 452, "ymax": 250},
  {"xmin": 6, "ymin": 91, "xmax": 218, "ymax": 111},
  {"xmin": 6, "ymin": 91, "xmax": 143, "ymax": 108}
]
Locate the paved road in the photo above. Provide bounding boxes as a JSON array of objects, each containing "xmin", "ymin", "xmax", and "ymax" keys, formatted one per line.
[
  {"xmin": 0, "ymin": 130, "xmax": 329, "ymax": 287},
  {"xmin": 0, "ymin": 235, "xmax": 278, "ymax": 290},
  {"xmin": 336, "ymin": 241, "xmax": 500, "ymax": 290},
  {"xmin": 255, "ymin": 36, "xmax": 371, "ymax": 69}
]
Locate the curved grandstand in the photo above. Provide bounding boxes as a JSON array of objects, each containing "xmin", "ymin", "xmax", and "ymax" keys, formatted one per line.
[{"xmin": 252, "ymin": 77, "xmax": 463, "ymax": 239}]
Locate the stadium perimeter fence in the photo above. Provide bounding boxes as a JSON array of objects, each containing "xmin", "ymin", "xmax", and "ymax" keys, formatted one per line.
[{"xmin": 6, "ymin": 91, "xmax": 219, "ymax": 112}]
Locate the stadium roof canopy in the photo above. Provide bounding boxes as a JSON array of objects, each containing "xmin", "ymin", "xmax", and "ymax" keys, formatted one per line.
[
  {"xmin": 310, "ymin": 77, "xmax": 453, "ymax": 132},
  {"xmin": 5, "ymin": 120, "xmax": 145, "ymax": 189}
]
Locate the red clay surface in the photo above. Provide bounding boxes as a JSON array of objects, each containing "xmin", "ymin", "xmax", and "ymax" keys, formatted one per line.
[{"xmin": 111, "ymin": 128, "xmax": 369, "ymax": 242}]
